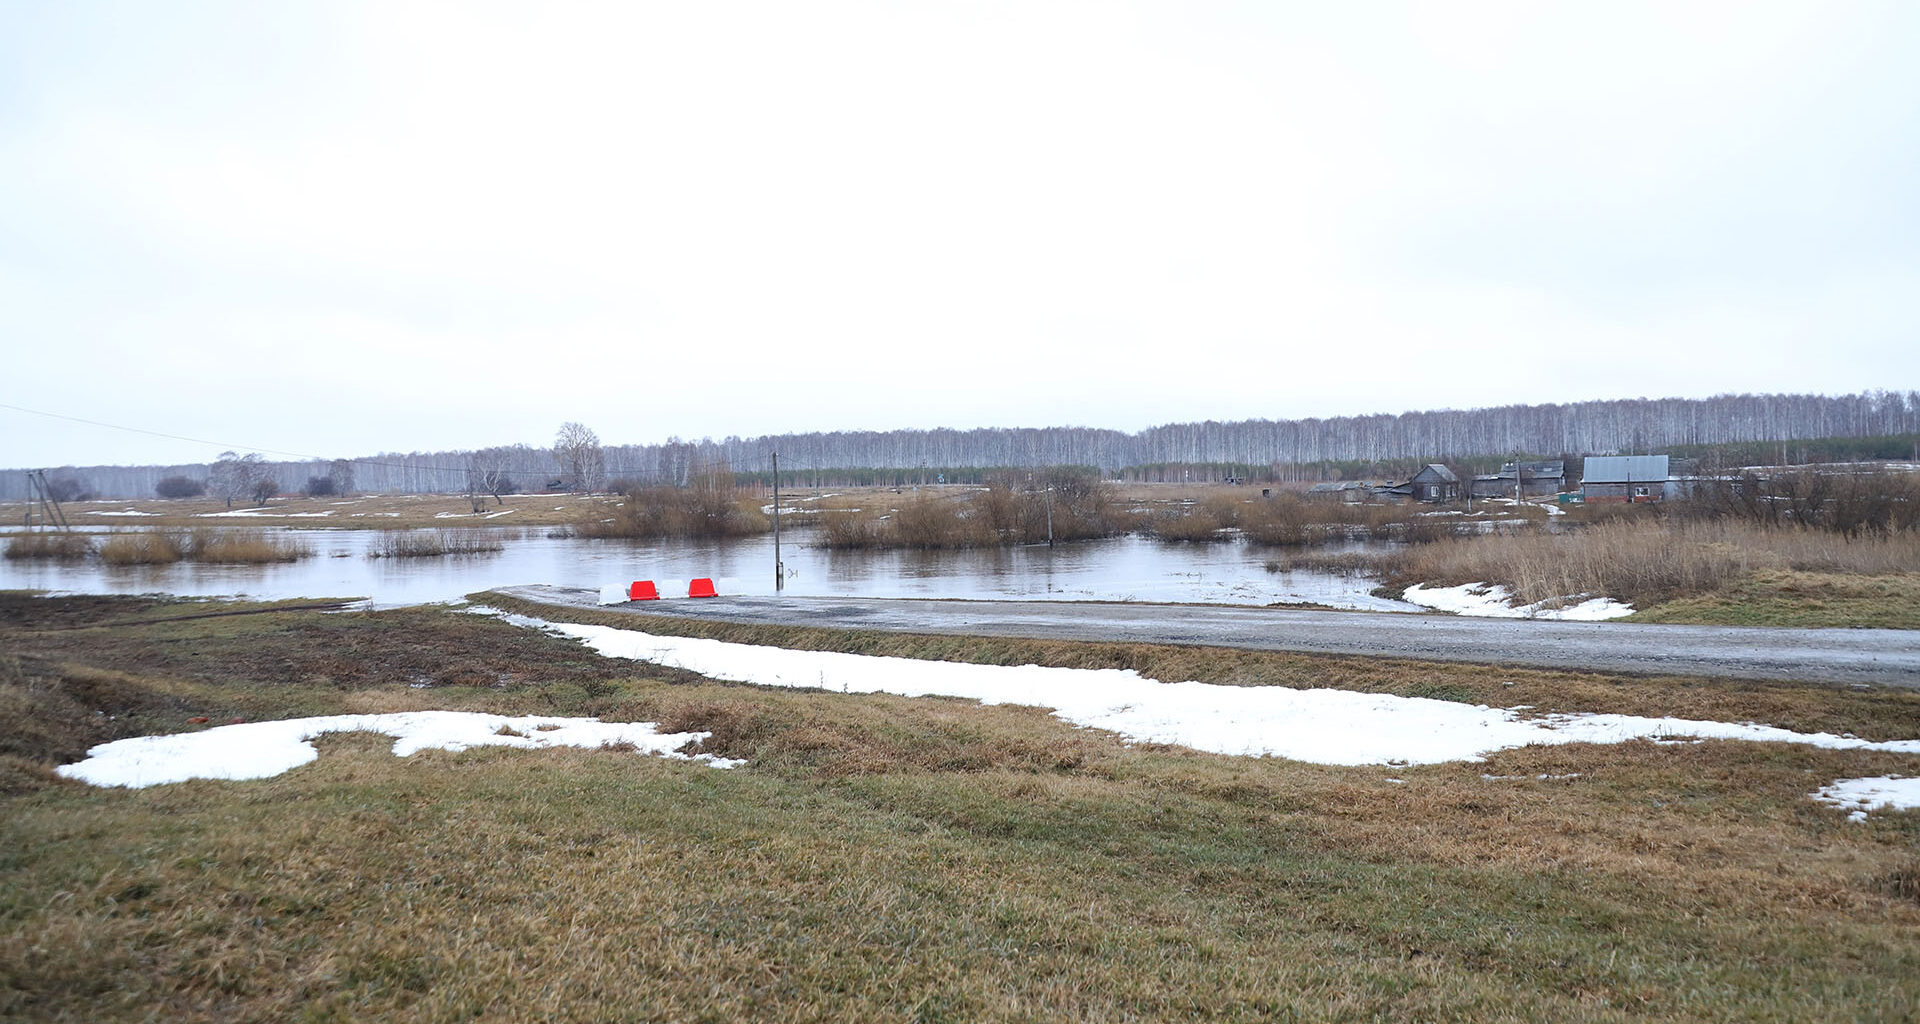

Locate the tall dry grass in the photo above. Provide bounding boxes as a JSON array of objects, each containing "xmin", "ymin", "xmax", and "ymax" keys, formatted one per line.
[
  {"xmin": 369, "ymin": 529, "xmax": 506, "ymax": 558},
  {"xmin": 1381, "ymin": 519, "xmax": 1920, "ymax": 607},
  {"xmin": 1147, "ymin": 493, "xmax": 1457, "ymax": 546},
  {"xmin": 2, "ymin": 532, "xmax": 95, "ymax": 560},
  {"xmin": 97, "ymin": 528, "xmax": 310, "ymax": 565}
]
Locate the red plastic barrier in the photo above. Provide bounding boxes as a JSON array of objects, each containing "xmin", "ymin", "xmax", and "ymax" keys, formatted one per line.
[
  {"xmin": 629, "ymin": 580, "xmax": 659, "ymax": 601},
  {"xmin": 688, "ymin": 577, "xmax": 718, "ymax": 598}
]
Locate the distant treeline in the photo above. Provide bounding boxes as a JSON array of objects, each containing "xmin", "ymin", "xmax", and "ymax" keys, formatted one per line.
[
  {"xmin": 1655, "ymin": 433, "xmax": 1920, "ymax": 470},
  {"xmin": 7, "ymin": 391, "xmax": 1917, "ymax": 500}
]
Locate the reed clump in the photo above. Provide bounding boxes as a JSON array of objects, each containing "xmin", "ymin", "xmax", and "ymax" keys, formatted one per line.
[
  {"xmin": 97, "ymin": 531, "xmax": 186, "ymax": 565},
  {"xmin": 3, "ymin": 532, "xmax": 96, "ymax": 561},
  {"xmin": 370, "ymin": 529, "xmax": 506, "ymax": 558},
  {"xmin": 96, "ymin": 528, "xmax": 310, "ymax": 565}
]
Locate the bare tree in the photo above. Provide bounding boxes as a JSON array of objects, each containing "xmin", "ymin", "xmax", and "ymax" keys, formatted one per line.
[
  {"xmin": 43, "ymin": 474, "xmax": 93, "ymax": 503},
  {"xmin": 553, "ymin": 423, "xmax": 605, "ymax": 493},
  {"xmin": 250, "ymin": 475, "xmax": 279, "ymax": 505},
  {"xmin": 465, "ymin": 448, "xmax": 518, "ymax": 511},
  {"xmin": 328, "ymin": 458, "xmax": 356, "ymax": 496},
  {"xmin": 208, "ymin": 451, "xmax": 265, "ymax": 508}
]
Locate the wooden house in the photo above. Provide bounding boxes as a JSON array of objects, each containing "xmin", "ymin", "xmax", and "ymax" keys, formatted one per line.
[{"xmin": 1386, "ymin": 464, "xmax": 1461, "ymax": 503}]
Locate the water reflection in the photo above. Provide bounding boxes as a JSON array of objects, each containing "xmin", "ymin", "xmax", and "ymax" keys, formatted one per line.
[{"xmin": 0, "ymin": 527, "xmax": 1415, "ymax": 611}]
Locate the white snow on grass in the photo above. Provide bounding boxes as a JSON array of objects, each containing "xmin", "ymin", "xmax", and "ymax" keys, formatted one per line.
[
  {"xmin": 194, "ymin": 508, "xmax": 334, "ymax": 518},
  {"xmin": 506, "ymin": 614, "xmax": 1920, "ymax": 767},
  {"xmin": 86, "ymin": 509, "xmax": 160, "ymax": 517},
  {"xmin": 56, "ymin": 711, "xmax": 735, "ymax": 789},
  {"xmin": 1813, "ymin": 776, "xmax": 1920, "ymax": 822},
  {"xmin": 1403, "ymin": 582, "xmax": 1635, "ymax": 621}
]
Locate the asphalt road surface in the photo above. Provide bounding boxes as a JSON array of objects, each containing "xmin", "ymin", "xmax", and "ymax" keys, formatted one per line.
[{"xmin": 498, "ymin": 586, "xmax": 1920, "ymax": 688}]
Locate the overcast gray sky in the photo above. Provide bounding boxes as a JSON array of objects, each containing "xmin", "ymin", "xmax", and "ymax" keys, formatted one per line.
[{"xmin": 3, "ymin": 0, "xmax": 1916, "ymax": 468}]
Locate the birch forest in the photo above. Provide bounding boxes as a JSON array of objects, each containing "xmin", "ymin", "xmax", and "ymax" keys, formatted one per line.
[{"xmin": 11, "ymin": 391, "xmax": 1919, "ymax": 500}]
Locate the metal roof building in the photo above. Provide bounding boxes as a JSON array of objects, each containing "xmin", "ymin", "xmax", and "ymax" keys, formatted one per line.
[{"xmin": 1582, "ymin": 455, "xmax": 1672, "ymax": 502}]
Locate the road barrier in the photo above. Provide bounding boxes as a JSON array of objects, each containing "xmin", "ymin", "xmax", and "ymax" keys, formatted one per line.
[
  {"xmin": 628, "ymin": 580, "xmax": 659, "ymax": 601},
  {"xmin": 688, "ymin": 577, "xmax": 718, "ymax": 598}
]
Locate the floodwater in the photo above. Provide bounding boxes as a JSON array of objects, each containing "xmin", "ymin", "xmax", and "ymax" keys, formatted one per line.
[{"xmin": 0, "ymin": 528, "xmax": 1416, "ymax": 611}]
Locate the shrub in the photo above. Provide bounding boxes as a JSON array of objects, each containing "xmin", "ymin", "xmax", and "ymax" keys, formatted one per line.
[
  {"xmin": 818, "ymin": 474, "xmax": 1127, "ymax": 549},
  {"xmin": 43, "ymin": 475, "xmax": 92, "ymax": 502},
  {"xmin": 579, "ymin": 469, "xmax": 770, "ymax": 540},
  {"xmin": 1148, "ymin": 497, "xmax": 1238, "ymax": 542},
  {"xmin": 155, "ymin": 475, "xmax": 206, "ymax": 499}
]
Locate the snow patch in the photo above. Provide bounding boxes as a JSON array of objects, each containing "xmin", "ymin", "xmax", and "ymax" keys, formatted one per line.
[
  {"xmin": 1813, "ymin": 776, "xmax": 1920, "ymax": 822},
  {"xmin": 56, "ymin": 711, "xmax": 735, "ymax": 788},
  {"xmin": 500, "ymin": 613, "xmax": 1920, "ymax": 767},
  {"xmin": 86, "ymin": 509, "xmax": 160, "ymax": 517},
  {"xmin": 1403, "ymin": 582, "xmax": 1634, "ymax": 621}
]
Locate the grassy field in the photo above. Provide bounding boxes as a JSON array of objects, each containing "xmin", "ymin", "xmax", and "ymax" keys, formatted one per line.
[{"xmin": 4, "ymin": 592, "xmax": 1918, "ymax": 1022}]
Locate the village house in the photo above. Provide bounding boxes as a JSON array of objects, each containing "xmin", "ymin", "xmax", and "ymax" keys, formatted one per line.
[
  {"xmin": 1383, "ymin": 464, "xmax": 1461, "ymax": 503},
  {"xmin": 1581, "ymin": 455, "xmax": 1672, "ymax": 502}
]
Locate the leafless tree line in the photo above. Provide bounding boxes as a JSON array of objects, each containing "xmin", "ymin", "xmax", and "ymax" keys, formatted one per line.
[{"xmin": 9, "ymin": 391, "xmax": 1916, "ymax": 500}]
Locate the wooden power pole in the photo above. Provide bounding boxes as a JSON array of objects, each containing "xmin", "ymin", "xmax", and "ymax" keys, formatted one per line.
[{"xmin": 772, "ymin": 452, "xmax": 784, "ymax": 592}]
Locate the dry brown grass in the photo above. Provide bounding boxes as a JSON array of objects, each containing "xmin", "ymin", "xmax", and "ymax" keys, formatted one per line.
[
  {"xmin": 368, "ymin": 529, "xmax": 505, "ymax": 558},
  {"xmin": 5, "ymin": 594, "xmax": 1920, "ymax": 1021},
  {"xmin": 1147, "ymin": 495, "xmax": 1240, "ymax": 541},
  {"xmin": 2, "ymin": 532, "xmax": 95, "ymax": 560},
  {"xmin": 1377, "ymin": 519, "xmax": 1920, "ymax": 607},
  {"xmin": 95, "ymin": 528, "xmax": 310, "ymax": 565},
  {"xmin": 1142, "ymin": 493, "xmax": 1515, "ymax": 546}
]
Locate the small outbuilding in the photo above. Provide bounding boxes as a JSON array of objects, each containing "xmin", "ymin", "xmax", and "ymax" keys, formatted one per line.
[
  {"xmin": 1307, "ymin": 480, "xmax": 1380, "ymax": 503},
  {"xmin": 1397, "ymin": 464, "xmax": 1460, "ymax": 503},
  {"xmin": 1471, "ymin": 460, "xmax": 1567, "ymax": 499},
  {"xmin": 1582, "ymin": 455, "xmax": 1672, "ymax": 503}
]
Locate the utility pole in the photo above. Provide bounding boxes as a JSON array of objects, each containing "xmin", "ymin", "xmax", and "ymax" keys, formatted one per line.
[
  {"xmin": 771, "ymin": 452, "xmax": 784, "ymax": 592},
  {"xmin": 27, "ymin": 470, "xmax": 70, "ymax": 532}
]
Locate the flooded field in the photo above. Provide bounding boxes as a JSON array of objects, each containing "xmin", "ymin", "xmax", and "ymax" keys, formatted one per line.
[{"xmin": 0, "ymin": 527, "xmax": 1415, "ymax": 611}]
